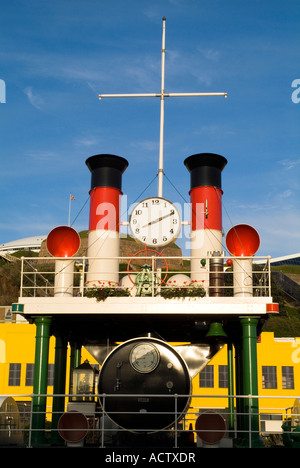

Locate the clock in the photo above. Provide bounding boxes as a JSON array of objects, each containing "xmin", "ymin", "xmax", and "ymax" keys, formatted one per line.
[
  {"xmin": 130, "ymin": 342, "xmax": 160, "ymax": 373},
  {"xmin": 129, "ymin": 197, "xmax": 181, "ymax": 247}
]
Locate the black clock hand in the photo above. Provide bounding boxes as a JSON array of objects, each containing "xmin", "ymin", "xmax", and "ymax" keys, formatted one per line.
[{"xmin": 142, "ymin": 212, "xmax": 173, "ymax": 228}]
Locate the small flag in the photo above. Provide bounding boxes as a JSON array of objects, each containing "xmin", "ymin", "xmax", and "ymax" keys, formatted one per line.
[{"xmin": 70, "ymin": 194, "xmax": 75, "ymax": 200}]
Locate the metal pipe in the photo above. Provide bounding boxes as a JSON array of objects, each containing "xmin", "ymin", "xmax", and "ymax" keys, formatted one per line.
[
  {"xmin": 240, "ymin": 317, "xmax": 262, "ymax": 447},
  {"xmin": 209, "ymin": 252, "xmax": 224, "ymax": 297},
  {"xmin": 85, "ymin": 154, "xmax": 128, "ymax": 287},
  {"xmin": 31, "ymin": 316, "xmax": 52, "ymax": 446},
  {"xmin": 158, "ymin": 17, "xmax": 166, "ymax": 198},
  {"xmin": 184, "ymin": 153, "xmax": 227, "ymax": 291},
  {"xmin": 99, "ymin": 92, "xmax": 227, "ymax": 98},
  {"xmin": 51, "ymin": 335, "xmax": 68, "ymax": 445}
]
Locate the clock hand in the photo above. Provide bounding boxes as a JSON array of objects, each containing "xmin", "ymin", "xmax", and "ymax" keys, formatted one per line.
[{"xmin": 142, "ymin": 212, "xmax": 173, "ymax": 228}]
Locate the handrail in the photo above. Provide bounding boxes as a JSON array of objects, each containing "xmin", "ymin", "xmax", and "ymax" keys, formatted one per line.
[
  {"xmin": 18, "ymin": 255, "xmax": 272, "ymax": 299},
  {"xmin": 0, "ymin": 391, "xmax": 298, "ymax": 448}
]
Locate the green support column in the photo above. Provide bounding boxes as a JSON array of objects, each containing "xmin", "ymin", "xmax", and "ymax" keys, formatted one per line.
[
  {"xmin": 70, "ymin": 342, "xmax": 81, "ymax": 369},
  {"xmin": 227, "ymin": 342, "xmax": 235, "ymax": 435},
  {"xmin": 51, "ymin": 334, "xmax": 68, "ymax": 445},
  {"xmin": 234, "ymin": 338, "xmax": 244, "ymax": 442},
  {"xmin": 240, "ymin": 316, "xmax": 263, "ymax": 447},
  {"xmin": 31, "ymin": 316, "xmax": 52, "ymax": 446},
  {"xmin": 69, "ymin": 342, "xmax": 81, "ymax": 396}
]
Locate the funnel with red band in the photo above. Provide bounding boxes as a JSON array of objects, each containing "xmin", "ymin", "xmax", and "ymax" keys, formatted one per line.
[
  {"xmin": 85, "ymin": 154, "xmax": 128, "ymax": 286},
  {"xmin": 47, "ymin": 226, "xmax": 80, "ymax": 258},
  {"xmin": 58, "ymin": 411, "xmax": 89, "ymax": 444},
  {"xmin": 225, "ymin": 224, "xmax": 260, "ymax": 257},
  {"xmin": 225, "ymin": 224, "xmax": 260, "ymax": 297},
  {"xmin": 184, "ymin": 153, "xmax": 227, "ymax": 290},
  {"xmin": 47, "ymin": 226, "xmax": 80, "ymax": 296}
]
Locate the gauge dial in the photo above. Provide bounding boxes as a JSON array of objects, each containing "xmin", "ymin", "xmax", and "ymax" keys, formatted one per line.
[
  {"xmin": 130, "ymin": 343, "xmax": 160, "ymax": 373},
  {"xmin": 129, "ymin": 197, "xmax": 181, "ymax": 247}
]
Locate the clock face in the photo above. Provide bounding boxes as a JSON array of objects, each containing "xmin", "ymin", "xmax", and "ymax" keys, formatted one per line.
[
  {"xmin": 130, "ymin": 343, "xmax": 160, "ymax": 373},
  {"xmin": 129, "ymin": 197, "xmax": 181, "ymax": 247}
]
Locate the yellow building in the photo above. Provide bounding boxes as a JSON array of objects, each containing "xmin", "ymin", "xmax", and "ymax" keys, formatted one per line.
[
  {"xmin": 190, "ymin": 332, "xmax": 300, "ymax": 407},
  {"xmin": 189, "ymin": 332, "xmax": 300, "ymax": 434},
  {"xmin": 1, "ymin": 309, "xmax": 300, "ymax": 445},
  {"xmin": 0, "ymin": 316, "xmax": 97, "ymax": 418},
  {"xmin": 1, "ymin": 313, "xmax": 299, "ymax": 416}
]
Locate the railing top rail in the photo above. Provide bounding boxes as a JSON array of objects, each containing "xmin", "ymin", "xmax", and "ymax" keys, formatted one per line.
[{"xmin": 20, "ymin": 255, "xmax": 272, "ymax": 260}]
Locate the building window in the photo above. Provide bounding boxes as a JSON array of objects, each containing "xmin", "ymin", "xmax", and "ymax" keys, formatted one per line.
[
  {"xmin": 282, "ymin": 366, "xmax": 294, "ymax": 389},
  {"xmin": 219, "ymin": 365, "xmax": 228, "ymax": 388},
  {"xmin": 25, "ymin": 363, "xmax": 55, "ymax": 387},
  {"xmin": 262, "ymin": 366, "xmax": 277, "ymax": 389},
  {"xmin": 199, "ymin": 365, "xmax": 214, "ymax": 388},
  {"xmin": 25, "ymin": 364, "xmax": 34, "ymax": 386},
  {"xmin": 9, "ymin": 363, "xmax": 21, "ymax": 386},
  {"xmin": 47, "ymin": 364, "xmax": 55, "ymax": 386}
]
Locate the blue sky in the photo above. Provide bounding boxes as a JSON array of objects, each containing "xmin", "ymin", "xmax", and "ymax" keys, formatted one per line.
[{"xmin": 0, "ymin": 0, "xmax": 299, "ymax": 258}]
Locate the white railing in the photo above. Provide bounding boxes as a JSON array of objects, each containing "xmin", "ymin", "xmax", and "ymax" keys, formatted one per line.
[
  {"xmin": 0, "ymin": 392, "xmax": 298, "ymax": 448},
  {"xmin": 18, "ymin": 255, "xmax": 272, "ymax": 299}
]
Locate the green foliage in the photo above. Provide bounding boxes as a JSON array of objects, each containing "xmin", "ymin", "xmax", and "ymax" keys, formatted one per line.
[
  {"xmin": 78, "ymin": 230, "xmax": 89, "ymax": 238},
  {"xmin": 0, "ymin": 261, "xmax": 22, "ymax": 305},
  {"xmin": 263, "ymin": 273, "xmax": 300, "ymax": 337},
  {"xmin": 263, "ymin": 305, "xmax": 300, "ymax": 337},
  {"xmin": 160, "ymin": 282, "xmax": 206, "ymax": 299},
  {"xmin": 11, "ymin": 250, "xmax": 39, "ymax": 258},
  {"xmin": 85, "ymin": 287, "xmax": 130, "ymax": 302},
  {"xmin": 271, "ymin": 265, "xmax": 300, "ymax": 275}
]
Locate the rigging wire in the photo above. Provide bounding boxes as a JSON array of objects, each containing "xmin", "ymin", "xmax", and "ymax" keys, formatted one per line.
[
  {"xmin": 68, "ymin": 174, "xmax": 159, "ymax": 260},
  {"xmin": 164, "ymin": 172, "xmax": 227, "ymax": 253},
  {"xmin": 42, "ymin": 171, "xmax": 248, "ymax": 272},
  {"xmin": 25, "ymin": 172, "xmax": 257, "ymax": 286},
  {"xmin": 70, "ymin": 196, "xmax": 90, "ymax": 228}
]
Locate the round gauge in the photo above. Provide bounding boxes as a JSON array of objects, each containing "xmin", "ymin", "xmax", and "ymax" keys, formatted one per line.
[
  {"xmin": 129, "ymin": 343, "xmax": 160, "ymax": 373},
  {"xmin": 129, "ymin": 197, "xmax": 181, "ymax": 247}
]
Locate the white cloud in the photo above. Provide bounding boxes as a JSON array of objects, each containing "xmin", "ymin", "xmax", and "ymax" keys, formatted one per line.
[
  {"xmin": 25, "ymin": 150, "xmax": 60, "ymax": 162},
  {"xmin": 279, "ymin": 190, "xmax": 293, "ymax": 199},
  {"xmin": 74, "ymin": 136, "xmax": 100, "ymax": 148},
  {"xmin": 279, "ymin": 158, "xmax": 300, "ymax": 171},
  {"xmin": 24, "ymin": 86, "xmax": 44, "ymax": 110},
  {"xmin": 129, "ymin": 140, "xmax": 158, "ymax": 152},
  {"xmin": 222, "ymin": 196, "xmax": 300, "ymax": 258},
  {"xmin": 197, "ymin": 48, "xmax": 220, "ymax": 63}
]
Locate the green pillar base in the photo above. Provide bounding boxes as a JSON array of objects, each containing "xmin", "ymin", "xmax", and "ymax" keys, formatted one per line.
[
  {"xmin": 50, "ymin": 335, "xmax": 68, "ymax": 446},
  {"xmin": 233, "ymin": 437, "xmax": 264, "ymax": 448},
  {"xmin": 240, "ymin": 316, "xmax": 262, "ymax": 448},
  {"xmin": 31, "ymin": 316, "xmax": 52, "ymax": 447}
]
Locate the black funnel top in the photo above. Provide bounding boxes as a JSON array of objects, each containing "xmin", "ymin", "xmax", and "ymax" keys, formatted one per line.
[
  {"xmin": 184, "ymin": 153, "xmax": 227, "ymax": 189},
  {"xmin": 86, "ymin": 154, "xmax": 129, "ymax": 190}
]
